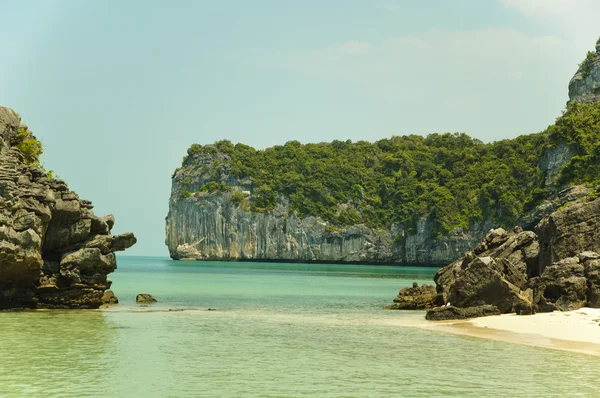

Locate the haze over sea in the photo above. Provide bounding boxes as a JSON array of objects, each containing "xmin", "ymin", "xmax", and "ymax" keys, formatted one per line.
[{"xmin": 0, "ymin": 256, "xmax": 598, "ymax": 397}]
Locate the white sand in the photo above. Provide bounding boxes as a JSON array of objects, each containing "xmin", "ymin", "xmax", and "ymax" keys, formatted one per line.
[{"xmin": 425, "ymin": 308, "xmax": 600, "ymax": 356}]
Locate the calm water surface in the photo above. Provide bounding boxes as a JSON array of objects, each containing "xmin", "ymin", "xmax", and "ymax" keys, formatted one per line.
[{"xmin": 1, "ymin": 256, "xmax": 599, "ymax": 397}]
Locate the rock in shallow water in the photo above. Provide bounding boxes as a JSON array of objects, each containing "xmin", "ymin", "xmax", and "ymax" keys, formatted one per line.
[
  {"xmin": 102, "ymin": 290, "xmax": 119, "ymax": 305},
  {"xmin": 136, "ymin": 293, "xmax": 157, "ymax": 304}
]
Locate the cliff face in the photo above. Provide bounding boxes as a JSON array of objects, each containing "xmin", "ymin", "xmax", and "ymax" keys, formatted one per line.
[
  {"xmin": 165, "ymin": 145, "xmax": 572, "ymax": 265},
  {"xmin": 568, "ymin": 37, "xmax": 600, "ymax": 105},
  {"xmin": 0, "ymin": 107, "xmax": 136, "ymax": 309}
]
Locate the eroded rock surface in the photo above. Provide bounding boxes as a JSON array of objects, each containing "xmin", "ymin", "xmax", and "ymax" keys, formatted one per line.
[
  {"xmin": 393, "ymin": 195, "xmax": 600, "ymax": 319},
  {"xmin": 0, "ymin": 106, "xmax": 136, "ymax": 309},
  {"xmin": 384, "ymin": 282, "xmax": 442, "ymax": 310},
  {"xmin": 425, "ymin": 305, "xmax": 501, "ymax": 321}
]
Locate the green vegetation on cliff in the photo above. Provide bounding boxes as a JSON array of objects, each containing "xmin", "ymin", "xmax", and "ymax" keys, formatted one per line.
[
  {"xmin": 179, "ymin": 102, "xmax": 600, "ymax": 236},
  {"xmin": 550, "ymin": 102, "xmax": 600, "ymax": 186},
  {"xmin": 14, "ymin": 127, "xmax": 43, "ymax": 165}
]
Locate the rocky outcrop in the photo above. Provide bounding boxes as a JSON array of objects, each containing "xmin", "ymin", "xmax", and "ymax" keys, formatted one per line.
[
  {"xmin": 536, "ymin": 192, "xmax": 600, "ymax": 269},
  {"xmin": 425, "ymin": 228, "xmax": 537, "ymax": 319},
  {"xmin": 568, "ymin": 37, "xmax": 600, "ymax": 105},
  {"xmin": 0, "ymin": 107, "xmax": 136, "ymax": 309},
  {"xmin": 425, "ymin": 305, "xmax": 501, "ymax": 321},
  {"xmin": 384, "ymin": 282, "xmax": 442, "ymax": 310},
  {"xmin": 394, "ymin": 193, "xmax": 600, "ymax": 319},
  {"xmin": 529, "ymin": 252, "xmax": 600, "ymax": 312}
]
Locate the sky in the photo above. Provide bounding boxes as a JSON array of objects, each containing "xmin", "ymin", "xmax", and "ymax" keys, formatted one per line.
[{"xmin": 1, "ymin": 0, "xmax": 599, "ymax": 256}]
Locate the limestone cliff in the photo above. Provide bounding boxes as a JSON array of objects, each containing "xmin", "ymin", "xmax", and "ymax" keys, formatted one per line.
[
  {"xmin": 0, "ymin": 107, "xmax": 136, "ymax": 309},
  {"xmin": 165, "ymin": 145, "xmax": 572, "ymax": 265},
  {"xmin": 568, "ymin": 37, "xmax": 600, "ymax": 105}
]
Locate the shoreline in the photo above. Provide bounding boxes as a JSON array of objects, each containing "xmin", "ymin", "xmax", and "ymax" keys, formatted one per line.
[{"xmin": 412, "ymin": 308, "xmax": 600, "ymax": 356}]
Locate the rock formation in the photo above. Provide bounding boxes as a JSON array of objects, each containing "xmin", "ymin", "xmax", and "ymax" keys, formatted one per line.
[
  {"xmin": 0, "ymin": 107, "xmax": 136, "ymax": 309},
  {"xmin": 388, "ymin": 192, "xmax": 600, "ymax": 319},
  {"xmin": 136, "ymin": 293, "xmax": 157, "ymax": 303},
  {"xmin": 384, "ymin": 282, "xmax": 442, "ymax": 310},
  {"xmin": 165, "ymin": 147, "xmax": 571, "ymax": 265},
  {"xmin": 568, "ymin": 37, "xmax": 600, "ymax": 105}
]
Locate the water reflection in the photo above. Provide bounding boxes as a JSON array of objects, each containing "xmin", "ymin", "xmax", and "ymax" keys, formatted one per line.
[{"xmin": 0, "ymin": 310, "xmax": 116, "ymax": 397}]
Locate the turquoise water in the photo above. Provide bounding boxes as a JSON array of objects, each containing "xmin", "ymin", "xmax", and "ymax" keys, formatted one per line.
[{"xmin": 1, "ymin": 256, "xmax": 599, "ymax": 397}]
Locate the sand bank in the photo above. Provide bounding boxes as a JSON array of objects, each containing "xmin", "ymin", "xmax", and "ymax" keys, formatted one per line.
[{"xmin": 421, "ymin": 308, "xmax": 600, "ymax": 356}]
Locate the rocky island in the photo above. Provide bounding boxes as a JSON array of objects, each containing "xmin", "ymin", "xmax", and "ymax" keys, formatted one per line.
[
  {"xmin": 0, "ymin": 107, "xmax": 136, "ymax": 309},
  {"xmin": 166, "ymin": 40, "xmax": 600, "ymax": 266}
]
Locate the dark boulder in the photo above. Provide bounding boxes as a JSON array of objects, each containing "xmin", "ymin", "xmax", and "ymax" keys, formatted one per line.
[{"xmin": 425, "ymin": 305, "xmax": 501, "ymax": 321}]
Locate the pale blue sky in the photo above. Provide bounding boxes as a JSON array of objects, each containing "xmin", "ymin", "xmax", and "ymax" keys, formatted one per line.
[{"xmin": 1, "ymin": 0, "xmax": 598, "ymax": 255}]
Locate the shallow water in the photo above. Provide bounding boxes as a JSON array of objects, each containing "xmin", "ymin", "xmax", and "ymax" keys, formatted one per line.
[{"xmin": 1, "ymin": 256, "xmax": 599, "ymax": 397}]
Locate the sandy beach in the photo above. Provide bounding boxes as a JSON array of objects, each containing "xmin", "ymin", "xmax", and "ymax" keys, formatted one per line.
[{"xmin": 420, "ymin": 308, "xmax": 600, "ymax": 356}]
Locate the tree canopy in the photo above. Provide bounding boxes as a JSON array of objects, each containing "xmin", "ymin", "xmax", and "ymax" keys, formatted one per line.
[{"xmin": 179, "ymin": 102, "xmax": 600, "ymax": 236}]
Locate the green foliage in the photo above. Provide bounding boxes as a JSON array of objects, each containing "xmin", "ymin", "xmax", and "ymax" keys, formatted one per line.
[
  {"xmin": 230, "ymin": 191, "xmax": 246, "ymax": 205},
  {"xmin": 15, "ymin": 127, "xmax": 43, "ymax": 165},
  {"xmin": 579, "ymin": 51, "xmax": 596, "ymax": 79},
  {"xmin": 549, "ymin": 102, "xmax": 600, "ymax": 186},
  {"xmin": 252, "ymin": 185, "xmax": 277, "ymax": 212},
  {"xmin": 229, "ymin": 191, "xmax": 250, "ymax": 210},
  {"xmin": 199, "ymin": 181, "xmax": 231, "ymax": 194},
  {"xmin": 588, "ymin": 189, "xmax": 597, "ymax": 201},
  {"xmin": 181, "ymin": 102, "xmax": 600, "ymax": 236},
  {"xmin": 179, "ymin": 188, "xmax": 192, "ymax": 199}
]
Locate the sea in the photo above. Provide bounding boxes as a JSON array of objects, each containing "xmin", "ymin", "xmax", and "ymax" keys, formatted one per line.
[{"xmin": 1, "ymin": 256, "xmax": 599, "ymax": 397}]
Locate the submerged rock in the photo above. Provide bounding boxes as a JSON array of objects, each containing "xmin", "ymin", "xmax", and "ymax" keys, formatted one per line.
[
  {"xmin": 136, "ymin": 293, "xmax": 157, "ymax": 304},
  {"xmin": 0, "ymin": 107, "xmax": 136, "ymax": 309}
]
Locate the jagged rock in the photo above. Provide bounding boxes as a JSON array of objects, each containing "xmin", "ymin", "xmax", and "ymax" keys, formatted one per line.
[
  {"xmin": 445, "ymin": 256, "xmax": 531, "ymax": 313},
  {"xmin": 536, "ymin": 195, "xmax": 600, "ymax": 270},
  {"xmin": 435, "ymin": 229, "xmax": 536, "ymax": 306},
  {"xmin": 102, "ymin": 290, "xmax": 118, "ymax": 305},
  {"xmin": 425, "ymin": 305, "xmax": 501, "ymax": 321},
  {"xmin": 136, "ymin": 293, "xmax": 157, "ymax": 304},
  {"xmin": 530, "ymin": 258, "xmax": 587, "ymax": 311},
  {"xmin": 0, "ymin": 106, "xmax": 136, "ymax": 309},
  {"xmin": 407, "ymin": 228, "xmax": 538, "ymax": 318},
  {"xmin": 568, "ymin": 37, "xmax": 600, "ymax": 105},
  {"xmin": 585, "ymin": 258, "xmax": 600, "ymax": 307},
  {"xmin": 384, "ymin": 282, "xmax": 443, "ymax": 310}
]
